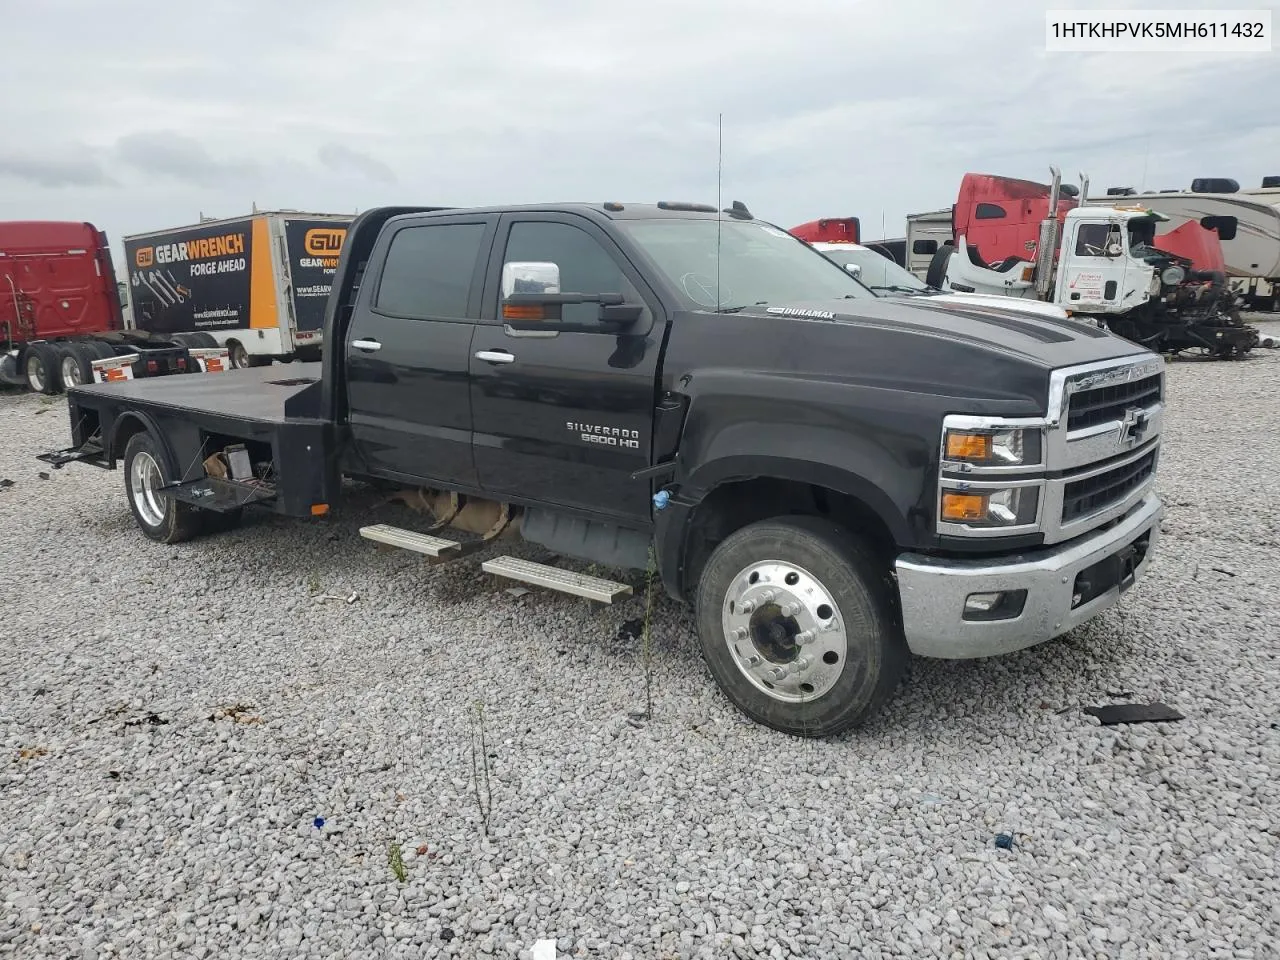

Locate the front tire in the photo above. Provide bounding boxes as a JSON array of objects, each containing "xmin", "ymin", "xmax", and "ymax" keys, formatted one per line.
[
  {"xmin": 694, "ymin": 515, "xmax": 907, "ymax": 738},
  {"xmin": 123, "ymin": 431, "xmax": 202, "ymax": 544}
]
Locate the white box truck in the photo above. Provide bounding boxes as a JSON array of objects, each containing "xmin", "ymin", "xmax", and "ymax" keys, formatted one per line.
[{"xmin": 122, "ymin": 210, "xmax": 353, "ymax": 367}]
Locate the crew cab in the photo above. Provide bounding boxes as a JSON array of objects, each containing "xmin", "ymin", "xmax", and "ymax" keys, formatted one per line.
[{"xmin": 40, "ymin": 200, "xmax": 1167, "ymax": 737}]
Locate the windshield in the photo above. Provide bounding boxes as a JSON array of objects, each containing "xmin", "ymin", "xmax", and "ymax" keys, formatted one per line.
[
  {"xmin": 1126, "ymin": 218, "xmax": 1167, "ymax": 263},
  {"xmin": 814, "ymin": 245, "xmax": 930, "ymax": 294},
  {"xmin": 616, "ymin": 218, "xmax": 877, "ymax": 311}
]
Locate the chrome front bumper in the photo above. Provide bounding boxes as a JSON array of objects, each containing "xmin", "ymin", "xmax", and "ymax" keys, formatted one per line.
[{"xmin": 894, "ymin": 494, "xmax": 1163, "ymax": 659}]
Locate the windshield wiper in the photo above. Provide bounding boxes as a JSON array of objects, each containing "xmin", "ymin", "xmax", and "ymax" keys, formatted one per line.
[
  {"xmin": 715, "ymin": 300, "xmax": 768, "ymax": 314},
  {"xmin": 867, "ymin": 284, "xmax": 927, "ymax": 295}
]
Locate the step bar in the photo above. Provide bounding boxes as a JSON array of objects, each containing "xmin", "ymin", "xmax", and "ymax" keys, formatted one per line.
[
  {"xmin": 359, "ymin": 523, "xmax": 632, "ymax": 603},
  {"xmin": 482, "ymin": 556, "xmax": 633, "ymax": 603},
  {"xmin": 359, "ymin": 523, "xmax": 461, "ymax": 558}
]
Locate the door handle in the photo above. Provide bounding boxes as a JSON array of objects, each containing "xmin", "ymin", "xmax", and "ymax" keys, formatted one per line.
[
  {"xmin": 475, "ymin": 350, "xmax": 515, "ymax": 364},
  {"xmin": 351, "ymin": 338, "xmax": 381, "ymax": 352}
]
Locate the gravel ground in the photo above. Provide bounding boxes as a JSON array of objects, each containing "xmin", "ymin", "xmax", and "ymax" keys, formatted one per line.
[{"xmin": 2, "ymin": 324, "xmax": 1279, "ymax": 960}]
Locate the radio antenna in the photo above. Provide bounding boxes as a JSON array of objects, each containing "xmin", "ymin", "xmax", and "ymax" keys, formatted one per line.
[{"xmin": 715, "ymin": 112, "xmax": 723, "ymax": 311}]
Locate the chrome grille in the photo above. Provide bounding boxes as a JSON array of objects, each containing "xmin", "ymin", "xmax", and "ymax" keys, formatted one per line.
[
  {"xmin": 1066, "ymin": 374, "xmax": 1163, "ymax": 431},
  {"xmin": 1061, "ymin": 449, "xmax": 1157, "ymax": 524}
]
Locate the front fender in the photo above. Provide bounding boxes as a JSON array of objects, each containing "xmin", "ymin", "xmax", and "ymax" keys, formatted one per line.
[
  {"xmin": 677, "ymin": 390, "xmax": 938, "ymax": 538},
  {"xmin": 652, "ymin": 405, "xmax": 939, "ymax": 602}
]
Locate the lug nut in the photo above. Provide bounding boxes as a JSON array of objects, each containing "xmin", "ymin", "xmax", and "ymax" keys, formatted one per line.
[
  {"xmin": 739, "ymin": 599, "xmax": 756, "ymax": 614},
  {"xmin": 780, "ymin": 601, "xmax": 802, "ymax": 617},
  {"xmin": 732, "ymin": 626, "xmax": 749, "ymax": 641},
  {"xmin": 794, "ymin": 630, "xmax": 816, "ymax": 646}
]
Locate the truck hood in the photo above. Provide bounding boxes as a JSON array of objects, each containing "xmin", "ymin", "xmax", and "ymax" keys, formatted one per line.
[
  {"xmin": 747, "ymin": 295, "xmax": 1149, "ymax": 370},
  {"xmin": 915, "ymin": 290, "xmax": 1074, "ymax": 321}
]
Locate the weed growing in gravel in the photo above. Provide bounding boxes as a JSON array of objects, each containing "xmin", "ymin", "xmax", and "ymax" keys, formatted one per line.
[
  {"xmin": 387, "ymin": 841, "xmax": 407, "ymax": 883},
  {"xmin": 639, "ymin": 547, "xmax": 658, "ymax": 722},
  {"xmin": 469, "ymin": 700, "xmax": 493, "ymax": 838}
]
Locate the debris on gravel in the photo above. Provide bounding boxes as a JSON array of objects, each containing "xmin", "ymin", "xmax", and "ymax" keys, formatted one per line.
[{"xmin": 2, "ymin": 334, "xmax": 1279, "ymax": 958}]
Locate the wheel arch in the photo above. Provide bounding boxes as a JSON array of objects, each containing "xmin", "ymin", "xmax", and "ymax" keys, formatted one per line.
[
  {"xmin": 108, "ymin": 409, "xmax": 178, "ymax": 473},
  {"xmin": 658, "ymin": 458, "xmax": 909, "ymax": 604}
]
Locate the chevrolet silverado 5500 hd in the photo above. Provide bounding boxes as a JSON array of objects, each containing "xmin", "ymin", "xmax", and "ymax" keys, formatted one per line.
[{"xmin": 41, "ymin": 201, "xmax": 1166, "ymax": 737}]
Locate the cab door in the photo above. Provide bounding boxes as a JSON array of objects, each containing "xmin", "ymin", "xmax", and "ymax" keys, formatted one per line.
[
  {"xmin": 344, "ymin": 213, "xmax": 498, "ymax": 487},
  {"xmin": 468, "ymin": 213, "xmax": 666, "ymax": 523},
  {"xmin": 1057, "ymin": 219, "xmax": 1126, "ymax": 310}
]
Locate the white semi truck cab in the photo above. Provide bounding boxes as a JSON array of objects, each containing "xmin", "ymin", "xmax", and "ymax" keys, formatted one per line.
[{"xmin": 939, "ymin": 168, "xmax": 1259, "ymax": 357}]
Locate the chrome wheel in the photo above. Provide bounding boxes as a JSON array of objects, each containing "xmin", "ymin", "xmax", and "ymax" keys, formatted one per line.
[
  {"xmin": 721, "ymin": 559, "xmax": 848, "ymax": 702},
  {"xmin": 129, "ymin": 451, "xmax": 167, "ymax": 527},
  {"xmin": 25, "ymin": 355, "xmax": 46, "ymax": 392},
  {"xmin": 61, "ymin": 354, "xmax": 83, "ymax": 386}
]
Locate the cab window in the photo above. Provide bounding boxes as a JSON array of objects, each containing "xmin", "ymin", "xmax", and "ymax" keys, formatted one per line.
[{"xmin": 1075, "ymin": 223, "xmax": 1122, "ymax": 257}]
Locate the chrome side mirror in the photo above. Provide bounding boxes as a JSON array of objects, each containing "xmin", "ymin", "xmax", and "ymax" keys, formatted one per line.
[{"xmin": 502, "ymin": 261, "xmax": 560, "ymax": 298}]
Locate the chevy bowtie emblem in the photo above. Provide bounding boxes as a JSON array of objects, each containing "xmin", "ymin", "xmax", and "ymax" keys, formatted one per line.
[{"xmin": 1120, "ymin": 407, "xmax": 1148, "ymax": 446}]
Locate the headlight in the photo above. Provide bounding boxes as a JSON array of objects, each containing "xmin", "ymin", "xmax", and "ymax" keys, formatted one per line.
[
  {"xmin": 941, "ymin": 486, "xmax": 1040, "ymax": 527},
  {"xmin": 1161, "ymin": 265, "xmax": 1186, "ymax": 286},
  {"xmin": 943, "ymin": 427, "xmax": 1041, "ymax": 467}
]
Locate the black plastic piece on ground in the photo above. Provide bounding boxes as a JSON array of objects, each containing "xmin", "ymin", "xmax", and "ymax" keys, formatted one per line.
[{"xmin": 1083, "ymin": 702, "xmax": 1184, "ymax": 725}]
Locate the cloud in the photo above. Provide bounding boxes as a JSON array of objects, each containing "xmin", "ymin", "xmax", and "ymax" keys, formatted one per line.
[
  {"xmin": 317, "ymin": 143, "xmax": 396, "ymax": 184},
  {"xmin": 0, "ymin": 0, "xmax": 1274, "ymax": 257},
  {"xmin": 113, "ymin": 131, "xmax": 258, "ymax": 185},
  {"xmin": 0, "ymin": 153, "xmax": 114, "ymax": 188}
]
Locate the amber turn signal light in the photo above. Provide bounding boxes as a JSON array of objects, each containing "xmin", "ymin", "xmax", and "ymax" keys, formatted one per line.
[
  {"xmin": 945, "ymin": 432, "xmax": 993, "ymax": 461},
  {"xmin": 941, "ymin": 491, "xmax": 987, "ymax": 522},
  {"xmin": 502, "ymin": 303, "xmax": 545, "ymax": 320}
]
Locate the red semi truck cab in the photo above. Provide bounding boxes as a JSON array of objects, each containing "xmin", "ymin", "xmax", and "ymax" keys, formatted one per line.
[
  {"xmin": 951, "ymin": 173, "xmax": 1227, "ymax": 276},
  {"xmin": 0, "ymin": 221, "xmax": 124, "ymax": 347},
  {"xmin": 789, "ymin": 216, "xmax": 861, "ymax": 244},
  {"xmin": 2, "ymin": 220, "xmax": 224, "ymax": 394}
]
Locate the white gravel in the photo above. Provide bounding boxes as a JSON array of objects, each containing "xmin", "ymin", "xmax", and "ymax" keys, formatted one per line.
[{"xmin": 3, "ymin": 326, "xmax": 1279, "ymax": 959}]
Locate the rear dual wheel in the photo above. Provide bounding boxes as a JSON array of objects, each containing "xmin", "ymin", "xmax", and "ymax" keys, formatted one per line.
[
  {"xmin": 24, "ymin": 344, "xmax": 62, "ymax": 394},
  {"xmin": 57, "ymin": 343, "xmax": 98, "ymax": 388},
  {"xmin": 694, "ymin": 516, "xmax": 907, "ymax": 738}
]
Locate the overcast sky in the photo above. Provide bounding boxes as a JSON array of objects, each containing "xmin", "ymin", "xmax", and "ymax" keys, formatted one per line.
[{"xmin": 2, "ymin": 0, "xmax": 1277, "ymax": 265}]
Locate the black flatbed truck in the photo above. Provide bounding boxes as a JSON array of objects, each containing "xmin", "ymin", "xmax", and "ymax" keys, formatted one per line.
[{"xmin": 41, "ymin": 200, "xmax": 1167, "ymax": 737}]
